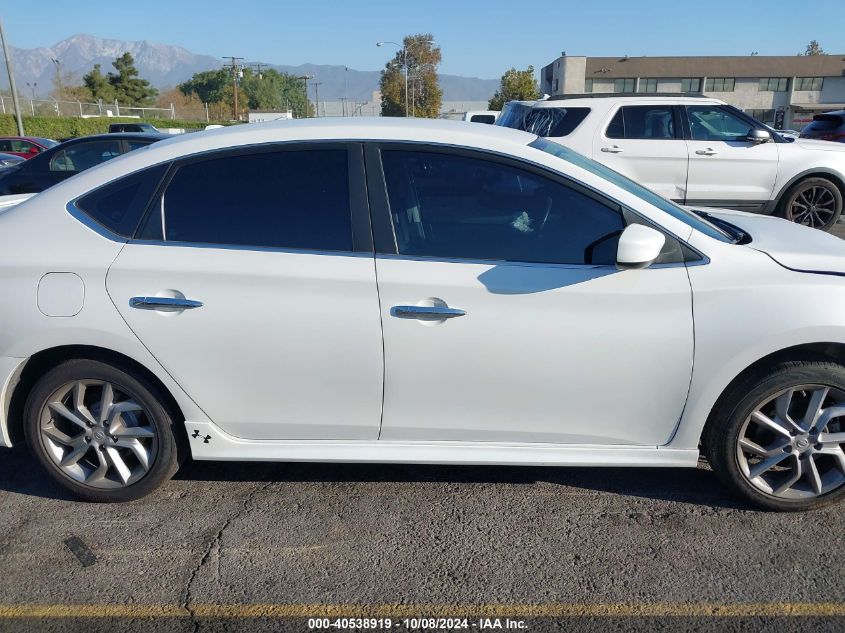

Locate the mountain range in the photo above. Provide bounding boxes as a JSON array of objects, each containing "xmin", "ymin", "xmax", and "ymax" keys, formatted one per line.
[{"xmin": 3, "ymin": 34, "xmax": 499, "ymax": 103}]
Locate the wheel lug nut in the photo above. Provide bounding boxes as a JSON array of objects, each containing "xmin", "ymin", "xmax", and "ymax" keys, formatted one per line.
[
  {"xmin": 815, "ymin": 444, "xmax": 823, "ymax": 451},
  {"xmin": 783, "ymin": 446, "xmax": 792, "ymax": 453}
]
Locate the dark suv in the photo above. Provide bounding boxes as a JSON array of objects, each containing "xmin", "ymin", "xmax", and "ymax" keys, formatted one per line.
[
  {"xmin": 799, "ymin": 111, "xmax": 845, "ymax": 143},
  {"xmin": 0, "ymin": 133, "xmax": 166, "ymax": 195}
]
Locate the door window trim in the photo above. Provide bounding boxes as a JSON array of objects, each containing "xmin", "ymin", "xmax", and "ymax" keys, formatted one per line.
[
  {"xmin": 130, "ymin": 141, "xmax": 373, "ymax": 255},
  {"xmin": 364, "ymin": 140, "xmax": 703, "ymax": 268}
]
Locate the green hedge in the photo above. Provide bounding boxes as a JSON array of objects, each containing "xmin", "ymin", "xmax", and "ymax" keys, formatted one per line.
[{"xmin": 0, "ymin": 114, "xmax": 234, "ymax": 139}]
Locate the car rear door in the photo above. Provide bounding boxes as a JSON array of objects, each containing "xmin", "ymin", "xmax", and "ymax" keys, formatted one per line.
[
  {"xmin": 683, "ymin": 104, "xmax": 779, "ymax": 211},
  {"xmin": 106, "ymin": 143, "xmax": 384, "ymax": 440},
  {"xmin": 368, "ymin": 143, "xmax": 694, "ymax": 446},
  {"xmin": 592, "ymin": 104, "xmax": 689, "ymax": 202}
]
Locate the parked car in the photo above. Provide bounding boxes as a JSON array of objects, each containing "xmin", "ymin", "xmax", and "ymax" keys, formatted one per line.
[
  {"xmin": 0, "ymin": 152, "xmax": 25, "ymax": 170},
  {"xmin": 800, "ymin": 111, "xmax": 845, "ymax": 144},
  {"xmin": 108, "ymin": 122, "xmax": 160, "ymax": 134},
  {"xmin": 440, "ymin": 110, "xmax": 500, "ymax": 124},
  {"xmin": 0, "ymin": 136, "xmax": 58, "ymax": 159},
  {"xmin": 2, "ymin": 119, "xmax": 845, "ymax": 510},
  {"xmin": 497, "ymin": 94, "xmax": 845, "ymax": 231},
  {"xmin": 0, "ymin": 132, "xmax": 167, "ymax": 196}
]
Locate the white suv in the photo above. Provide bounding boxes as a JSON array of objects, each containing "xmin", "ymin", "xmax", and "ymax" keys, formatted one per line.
[{"xmin": 497, "ymin": 95, "xmax": 845, "ymax": 231}]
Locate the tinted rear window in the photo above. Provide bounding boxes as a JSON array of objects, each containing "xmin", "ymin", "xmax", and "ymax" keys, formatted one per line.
[
  {"xmin": 496, "ymin": 104, "xmax": 590, "ymax": 137},
  {"xmin": 75, "ymin": 164, "xmax": 168, "ymax": 237},
  {"xmin": 159, "ymin": 149, "xmax": 352, "ymax": 250},
  {"xmin": 803, "ymin": 116, "xmax": 843, "ymax": 132}
]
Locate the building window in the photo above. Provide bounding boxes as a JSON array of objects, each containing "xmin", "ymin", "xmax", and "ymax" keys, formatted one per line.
[
  {"xmin": 759, "ymin": 77, "xmax": 789, "ymax": 92},
  {"xmin": 681, "ymin": 78, "xmax": 701, "ymax": 93},
  {"xmin": 638, "ymin": 78, "xmax": 658, "ymax": 93},
  {"xmin": 614, "ymin": 78, "xmax": 635, "ymax": 93},
  {"xmin": 584, "ymin": 78, "xmax": 593, "ymax": 93},
  {"xmin": 795, "ymin": 77, "xmax": 824, "ymax": 91},
  {"xmin": 745, "ymin": 109, "xmax": 776, "ymax": 125},
  {"xmin": 704, "ymin": 77, "xmax": 736, "ymax": 92},
  {"xmin": 553, "ymin": 79, "xmax": 559, "ymax": 92}
]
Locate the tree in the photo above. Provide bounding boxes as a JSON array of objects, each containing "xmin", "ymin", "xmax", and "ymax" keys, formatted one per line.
[
  {"xmin": 379, "ymin": 34, "xmax": 442, "ymax": 118},
  {"xmin": 488, "ymin": 66, "xmax": 539, "ymax": 111},
  {"xmin": 82, "ymin": 64, "xmax": 114, "ymax": 102},
  {"xmin": 803, "ymin": 40, "xmax": 826, "ymax": 55},
  {"xmin": 108, "ymin": 53, "xmax": 158, "ymax": 105}
]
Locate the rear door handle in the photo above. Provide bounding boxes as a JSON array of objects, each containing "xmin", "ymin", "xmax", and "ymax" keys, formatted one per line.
[
  {"xmin": 129, "ymin": 297, "xmax": 204, "ymax": 311},
  {"xmin": 391, "ymin": 305, "xmax": 466, "ymax": 320},
  {"xmin": 695, "ymin": 148, "xmax": 718, "ymax": 156},
  {"xmin": 601, "ymin": 146, "xmax": 624, "ymax": 153}
]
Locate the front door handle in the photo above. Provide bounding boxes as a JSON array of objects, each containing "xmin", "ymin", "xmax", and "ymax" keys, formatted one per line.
[
  {"xmin": 391, "ymin": 305, "xmax": 466, "ymax": 320},
  {"xmin": 129, "ymin": 296, "xmax": 204, "ymax": 311},
  {"xmin": 601, "ymin": 145, "xmax": 624, "ymax": 153},
  {"xmin": 695, "ymin": 148, "xmax": 718, "ymax": 156}
]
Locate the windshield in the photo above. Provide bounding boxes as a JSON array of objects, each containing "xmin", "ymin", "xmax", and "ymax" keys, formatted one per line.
[
  {"xmin": 497, "ymin": 103, "xmax": 590, "ymax": 137},
  {"xmin": 529, "ymin": 137, "xmax": 733, "ymax": 243}
]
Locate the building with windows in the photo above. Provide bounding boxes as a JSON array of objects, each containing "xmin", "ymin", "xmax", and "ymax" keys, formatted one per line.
[{"xmin": 540, "ymin": 54, "xmax": 845, "ymax": 129}]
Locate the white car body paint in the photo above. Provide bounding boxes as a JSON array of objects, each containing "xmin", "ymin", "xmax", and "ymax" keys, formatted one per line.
[{"xmin": 0, "ymin": 118, "xmax": 844, "ymax": 473}]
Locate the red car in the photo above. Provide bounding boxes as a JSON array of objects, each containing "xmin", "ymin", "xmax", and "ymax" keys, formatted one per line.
[{"xmin": 0, "ymin": 136, "xmax": 58, "ymax": 159}]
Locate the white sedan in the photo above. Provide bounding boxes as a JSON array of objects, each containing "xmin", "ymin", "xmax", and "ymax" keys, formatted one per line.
[{"xmin": 1, "ymin": 119, "xmax": 845, "ymax": 510}]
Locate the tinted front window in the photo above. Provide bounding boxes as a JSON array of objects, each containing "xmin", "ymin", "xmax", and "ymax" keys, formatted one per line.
[
  {"xmin": 161, "ymin": 149, "xmax": 352, "ymax": 250},
  {"xmin": 75, "ymin": 164, "xmax": 168, "ymax": 237},
  {"xmin": 49, "ymin": 140, "xmax": 121, "ymax": 172},
  {"xmin": 606, "ymin": 106, "xmax": 676, "ymax": 140},
  {"xmin": 530, "ymin": 137, "xmax": 732, "ymax": 243},
  {"xmin": 687, "ymin": 106, "xmax": 752, "ymax": 141},
  {"xmin": 496, "ymin": 104, "xmax": 590, "ymax": 137},
  {"xmin": 381, "ymin": 150, "xmax": 625, "ymax": 265},
  {"xmin": 469, "ymin": 114, "xmax": 496, "ymax": 124}
]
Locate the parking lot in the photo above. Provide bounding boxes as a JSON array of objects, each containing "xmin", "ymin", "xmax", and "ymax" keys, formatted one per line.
[{"xmin": 0, "ymin": 222, "xmax": 841, "ymax": 633}]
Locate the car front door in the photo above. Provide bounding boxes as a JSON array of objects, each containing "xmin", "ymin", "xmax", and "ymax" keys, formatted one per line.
[
  {"xmin": 592, "ymin": 104, "xmax": 689, "ymax": 202},
  {"xmin": 370, "ymin": 145, "xmax": 694, "ymax": 446},
  {"xmin": 684, "ymin": 105, "xmax": 779, "ymax": 212},
  {"xmin": 106, "ymin": 144, "xmax": 384, "ymax": 440}
]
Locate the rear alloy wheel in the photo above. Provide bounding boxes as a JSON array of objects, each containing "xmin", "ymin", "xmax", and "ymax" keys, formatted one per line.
[
  {"xmin": 705, "ymin": 360, "xmax": 845, "ymax": 511},
  {"xmin": 24, "ymin": 359, "xmax": 180, "ymax": 502},
  {"xmin": 779, "ymin": 177, "xmax": 842, "ymax": 231}
]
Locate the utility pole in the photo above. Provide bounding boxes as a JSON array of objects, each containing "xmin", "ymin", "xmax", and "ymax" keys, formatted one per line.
[
  {"xmin": 312, "ymin": 82, "xmax": 322, "ymax": 117},
  {"xmin": 0, "ymin": 17, "xmax": 24, "ymax": 135},
  {"xmin": 298, "ymin": 74, "xmax": 313, "ymax": 117},
  {"xmin": 50, "ymin": 57, "xmax": 62, "ymax": 99},
  {"xmin": 223, "ymin": 56, "xmax": 243, "ymax": 121}
]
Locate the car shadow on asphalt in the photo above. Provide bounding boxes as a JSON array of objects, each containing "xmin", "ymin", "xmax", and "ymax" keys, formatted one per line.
[{"xmin": 0, "ymin": 444, "xmax": 746, "ymax": 509}]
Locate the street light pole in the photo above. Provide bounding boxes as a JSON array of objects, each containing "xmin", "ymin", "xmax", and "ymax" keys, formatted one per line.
[
  {"xmin": 0, "ymin": 17, "xmax": 24, "ymax": 135},
  {"xmin": 298, "ymin": 75, "xmax": 314, "ymax": 117},
  {"xmin": 377, "ymin": 41, "xmax": 407, "ymax": 116}
]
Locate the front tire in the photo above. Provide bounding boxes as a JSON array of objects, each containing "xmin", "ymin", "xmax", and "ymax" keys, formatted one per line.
[
  {"xmin": 704, "ymin": 360, "xmax": 845, "ymax": 511},
  {"xmin": 23, "ymin": 359, "xmax": 180, "ymax": 502},
  {"xmin": 777, "ymin": 177, "xmax": 842, "ymax": 231}
]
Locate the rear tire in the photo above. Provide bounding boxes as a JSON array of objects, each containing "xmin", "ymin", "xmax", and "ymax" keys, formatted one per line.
[
  {"xmin": 777, "ymin": 177, "xmax": 842, "ymax": 231},
  {"xmin": 704, "ymin": 360, "xmax": 845, "ymax": 511},
  {"xmin": 23, "ymin": 359, "xmax": 180, "ymax": 503}
]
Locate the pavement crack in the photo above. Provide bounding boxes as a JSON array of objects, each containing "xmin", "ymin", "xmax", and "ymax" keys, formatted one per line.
[{"xmin": 181, "ymin": 475, "xmax": 280, "ymax": 632}]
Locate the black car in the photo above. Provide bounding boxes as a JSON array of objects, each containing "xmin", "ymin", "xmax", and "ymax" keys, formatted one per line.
[
  {"xmin": 108, "ymin": 122, "xmax": 160, "ymax": 133},
  {"xmin": 0, "ymin": 133, "xmax": 167, "ymax": 195},
  {"xmin": 799, "ymin": 110, "xmax": 845, "ymax": 143}
]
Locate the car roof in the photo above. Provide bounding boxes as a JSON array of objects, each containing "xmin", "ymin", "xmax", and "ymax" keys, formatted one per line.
[
  {"xmin": 509, "ymin": 94, "xmax": 725, "ymax": 108},
  {"xmin": 58, "ymin": 132, "xmax": 170, "ymax": 145},
  {"xmin": 151, "ymin": 117, "xmax": 536, "ymax": 151}
]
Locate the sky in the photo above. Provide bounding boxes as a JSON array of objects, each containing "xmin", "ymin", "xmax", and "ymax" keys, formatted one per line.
[{"xmin": 2, "ymin": 0, "xmax": 844, "ymax": 79}]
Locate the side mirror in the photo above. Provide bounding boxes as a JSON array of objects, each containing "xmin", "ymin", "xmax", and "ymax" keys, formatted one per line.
[
  {"xmin": 616, "ymin": 224, "xmax": 666, "ymax": 270},
  {"xmin": 746, "ymin": 129, "xmax": 771, "ymax": 144}
]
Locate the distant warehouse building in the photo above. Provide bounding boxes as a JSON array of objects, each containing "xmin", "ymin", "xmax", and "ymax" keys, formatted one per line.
[{"xmin": 540, "ymin": 54, "xmax": 845, "ymax": 130}]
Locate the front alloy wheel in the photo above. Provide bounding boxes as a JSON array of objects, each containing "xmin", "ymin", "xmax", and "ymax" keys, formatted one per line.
[
  {"xmin": 781, "ymin": 177, "xmax": 843, "ymax": 231},
  {"xmin": 737, "ymin": 385, "xmax": 845, "ymax": 499},
  {"xmin": 705, "ymin": 360, "xmax": 845, "ymax": 511},
  {"xmin": 25, "ymin": 359, "xmax": 181, "ymax": 502}
]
